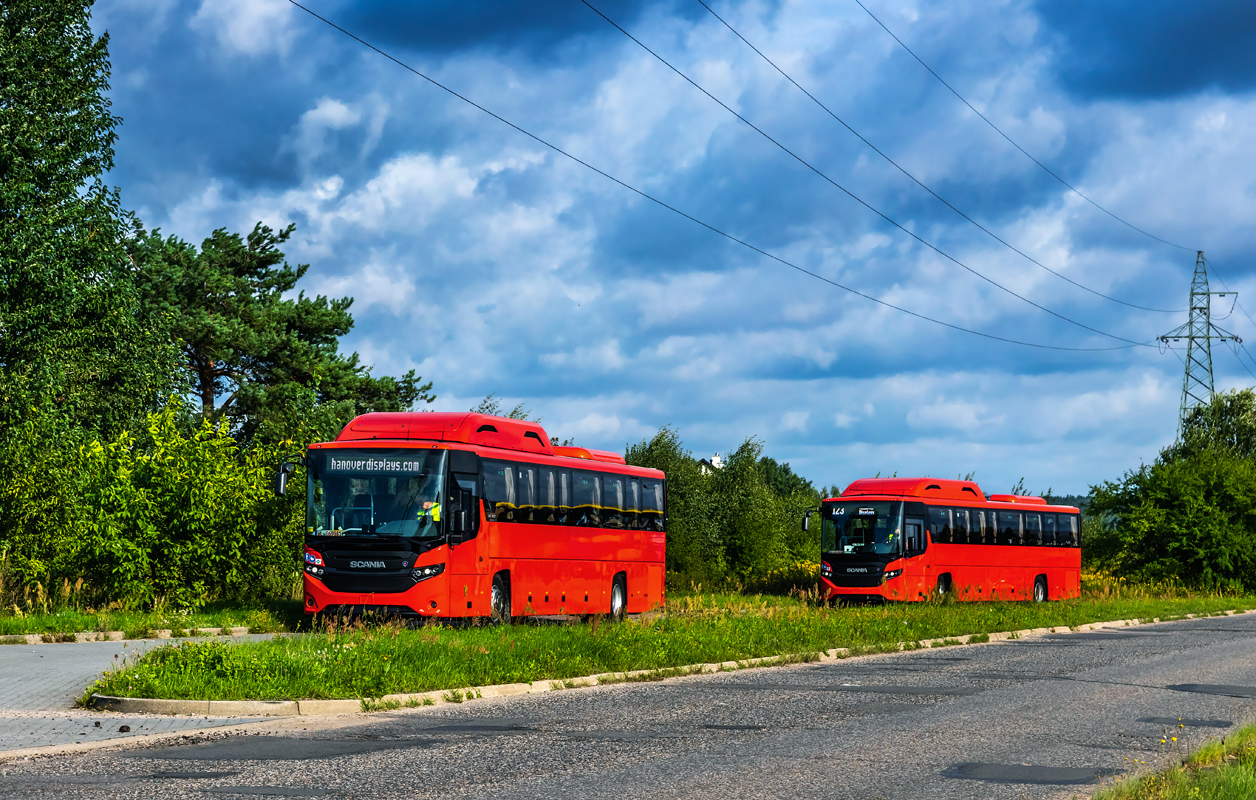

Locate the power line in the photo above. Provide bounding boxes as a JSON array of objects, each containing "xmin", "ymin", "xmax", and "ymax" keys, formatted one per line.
[
  {"xmin": 580, "ymin": 0, "xmax": 1153, "ymax": 349},
  {"xmin": 693, "ymin": 0, "xmax": 1182, "ymax": 315},
  {"xmin": 1199, "ymin": 257, "xmax": 1256, "ymax": 332},
  {"xmin": 285, "ymin": 0, "xmax": 1152, "ymax": 353},
  {"xmin": 853, "ymin": 0, "xmax": 1198, "ymax": 254},
  {"xmin": 1227, "ymin": 342, "xmax": 1256, "ymax": 384}
]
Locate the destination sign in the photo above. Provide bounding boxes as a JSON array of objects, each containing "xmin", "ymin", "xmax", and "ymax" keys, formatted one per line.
[{"xmin": 325, "ymin": 456, "xmax": 429, "ymax": 474}]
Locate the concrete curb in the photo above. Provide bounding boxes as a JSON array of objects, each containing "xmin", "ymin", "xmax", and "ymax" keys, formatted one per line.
[
  {"xmin": 88, "ymin": 607, "xmax": 1256, "ymax": 718},
  {"xmin": 0, "ymin": 627, "xmax": 253, "ymax": 646}
]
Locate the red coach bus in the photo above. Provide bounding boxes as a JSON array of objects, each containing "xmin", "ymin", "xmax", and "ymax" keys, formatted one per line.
[
  {"xmin": 277, "ymin": 412, "xmax": 666, "ymax": 621},
  {"xmin": 805, "ymin": 478, "xmax": 1081, "ymax": 602}
]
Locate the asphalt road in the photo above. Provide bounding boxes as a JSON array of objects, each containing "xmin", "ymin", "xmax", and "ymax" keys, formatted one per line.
[{"xmin": 2, "ymin": 614, "xmax": 1255, "ymax": 799}]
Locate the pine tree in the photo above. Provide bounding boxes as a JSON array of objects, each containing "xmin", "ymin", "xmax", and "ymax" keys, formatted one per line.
[{"xmin": 129, "ymin": 222, "xmax": 435, "ymax": 444}]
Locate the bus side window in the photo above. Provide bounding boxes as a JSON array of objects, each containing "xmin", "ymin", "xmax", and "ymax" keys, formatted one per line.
[
  {"xmin": 571, "ymin": 471, "xmax": 601, "ymax": 527},
  {"xmin": 603, "ymin": 474, "xmax": 626, "ymax": 528},
  {"xmin": 539, "ymin": 468, "xmax": 557, "ymax": 524},
  {"xmin": 999, "ymin": 511, "xmax": 1022, "ymax": 545},
  {"xmin": 928, "ymin": 507, "xmax": 951, "ymax": 544},
  {"xmin": 642, "ymin": 480, "xmax": 664, "ymax": 531},
  {"xmin": 627, "ymin": 479, "xmax": 641, "ymax": 530},
  {"xmin": 516, "ymin": 465, "xmax": 536, "ymax": 524},
  {"xmin": 1058, "ymin": 513, "xmax": 1078, "ymax": 547},
  {"xmin": 1042, "ymin": 514, "xmax": 1057, "ymax": 546},
  {"xmin": 557, "ymin": 470, "xmax": 570, "ymax": 526},
  {"xmin": 952, "ymin": 509, "xmax": 969, "ymax": 543},
  {"xmin": 482, "ymin": 460, "xmax": 516, "ymax": 522},
  {"xmin": 1024, "ymin": 513, "xmax": 1041, "ymax": 546}
]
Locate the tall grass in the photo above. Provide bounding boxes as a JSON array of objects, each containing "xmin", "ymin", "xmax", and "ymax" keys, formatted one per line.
[
  {"xmin": 1096, "ymin": 724, "xmax": 1256, "ymax": 800},
  {"xmin": 88, "ymin": 589, "xmax": 1256, "ymax": 702},
  {"xmin": 0, "ymin": 601, "xmax": 300, "ymax": 638}
]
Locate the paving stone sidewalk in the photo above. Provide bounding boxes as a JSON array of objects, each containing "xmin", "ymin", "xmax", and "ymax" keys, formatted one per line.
[{"xmin": 0, "ymin": 637, "xmax": 273, "ymax": 753}]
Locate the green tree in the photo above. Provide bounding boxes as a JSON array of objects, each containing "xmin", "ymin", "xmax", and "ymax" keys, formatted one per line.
[
  {"xmin": 0, "ymin": 0, "xmax": 176, "ymax": 434},
  {"xmin": 626, "ymin": 427, "xmax": 722, "ymax": 580},
  {"xmin": 129, "ymin": 222, "xmax": 435, "ymax": 443},
  {"xmin": 471, "ymin": 392, "xmax": 533, "ymax": 420},
  {"xmin": 1088, "ymin": 389, "xmax": 1256, "ymax": 590},
  {"xmin": 758, "ymin": 456, "xmax": 815, "ymax": 497},
  {"xmin": 626, "ymin": 428, "xmax": 822, "ymax": 583},
  {"xmin": 1088, "ymin": 450, "xmax": 1256, "ymax": 591},
  {"xmin": 1167, "ymin": 388, "xmax": 1256, "ymax": 461}
]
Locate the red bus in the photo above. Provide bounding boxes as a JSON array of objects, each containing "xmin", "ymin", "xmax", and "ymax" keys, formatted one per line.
[
  {"xmin": 805, "ymin": 478, "xmax": 1081, "ymax": 602},
  {"xmin": 281, "ymin": 412, "xmax": 666, "ymax": 621}
]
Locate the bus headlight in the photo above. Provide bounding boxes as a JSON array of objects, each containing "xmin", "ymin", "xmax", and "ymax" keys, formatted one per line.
[
  {"xmin": 412, "ymin": 563, "xmax": 446, "ymax": 583},
  {"xmin": 882, "ymin": 569, "xmax": 903, "ymax": 581}
]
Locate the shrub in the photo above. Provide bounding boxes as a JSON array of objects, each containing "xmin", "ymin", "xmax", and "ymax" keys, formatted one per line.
[{"xmin": 0, "ymin": 403, "xmax": 303, "ymax": 609}]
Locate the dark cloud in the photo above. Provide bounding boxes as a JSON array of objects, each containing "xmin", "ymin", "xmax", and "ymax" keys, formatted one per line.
[
  {"xmin": 336, "ymin": 0, "xmax": 703, "ymax": 59},
  {"xmin": 1037, "ymin": 0, "xmax": 1256, "ymax": 98}
]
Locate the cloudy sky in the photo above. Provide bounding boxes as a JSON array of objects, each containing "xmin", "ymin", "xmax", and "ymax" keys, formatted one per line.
[{"xmin": 94, "ymin": 0, "xmax": 1256, "ymax": 495}]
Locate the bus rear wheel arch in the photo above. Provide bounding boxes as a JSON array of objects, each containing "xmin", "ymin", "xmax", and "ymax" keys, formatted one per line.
[
  {"xmin": 1032, "ymin": 575, "xmax": 1048, "ymax": 603},
  {"xmin": 610, "ymin": 572, "xmax": 627, "ymax": 621},
  {"xmin": 491, "ymin": 571, "xmax": 513, "ymax": 624}
]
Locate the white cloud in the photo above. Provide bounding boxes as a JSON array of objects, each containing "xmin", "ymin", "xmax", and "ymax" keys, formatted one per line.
[
  {"xmin": 292, "ymin": 98, "xmax": 362, "ymax": 168},
  {"xmin": 190, "ymin": 0, "xmax": 296, "ymax": 57},
  {"xmin": 305, "ymin": 254, "xmax": 417, "ymax": 317},
  {"xmin": 781, "ymin": 411, "xmax": 810, "ymax": 432},
  {"xmin": 565, "ymin": 412, "xmax": 622, "ymax": 439},
  {"xmin": 906, "ymin": 399, "xmax": 998, "ymax": 432},
  {"xmin": 540, "ymin": 340, "xmax": 627, "ymax": 373}
]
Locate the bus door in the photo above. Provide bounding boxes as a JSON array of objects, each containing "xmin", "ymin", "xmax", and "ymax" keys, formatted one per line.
[
  {"xmin": 446, "ymin": 451, "xmax": 484, "ymax": 612},
  {"xmin": 903, "ymin": 502, "xmax": 929, "ymax": 599}
]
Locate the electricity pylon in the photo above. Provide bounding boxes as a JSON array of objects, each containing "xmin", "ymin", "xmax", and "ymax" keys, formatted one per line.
[{"xmin": 1158, "ymin": 252, "xmax": 1241, "ymax": 438}]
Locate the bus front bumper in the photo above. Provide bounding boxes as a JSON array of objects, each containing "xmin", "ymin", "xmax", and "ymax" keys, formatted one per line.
[
  {"xmin": 821, "ymin": 574, "xmax": 911, "ymax": 602},
  {"xmin": 303, "ymin": 573, "xmax": 449, "ymax": 617}
]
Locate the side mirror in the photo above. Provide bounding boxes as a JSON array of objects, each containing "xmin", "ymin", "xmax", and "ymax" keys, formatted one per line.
[
  {"xmin": 448, "ymin": 510, "xmax": 469, "ymax": 544},
  {"xmin": 802, "ymin": 507, "xmax": 817, "ymax": 532},
  {"xmin": 273, "ymin": 463, "xmax": 294, "ymax": 497}
]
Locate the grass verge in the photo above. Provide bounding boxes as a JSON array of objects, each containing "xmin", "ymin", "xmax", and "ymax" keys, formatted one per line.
[
  {"xmin": 86, "ymin": 593, "xmax": 1256, "ymax": 702},
  {"xmin": 0, "ymin": 601, "xmax": 300, "ymax": 638},
  {"xmin": 1095, "ymin": 723, "xmax": 1256, "ymax": 799}
]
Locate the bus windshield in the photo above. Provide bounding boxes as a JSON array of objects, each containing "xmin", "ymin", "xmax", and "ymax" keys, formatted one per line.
[
  {"xmin": 306, "ymin": 449, "xmax": 448, "ymax": 538},
  {"xmin": 820, "ymin": 501, "xmax": 902, "ymax": 556}
]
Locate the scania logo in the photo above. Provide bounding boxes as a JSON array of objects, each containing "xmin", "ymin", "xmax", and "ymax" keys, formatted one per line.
[
  {"xmin": 846, "ymin": 567, "xmax": 869, "ymax": 573},
  {"xmin": 349, "ymin": 560, "xmax": 387, "ymax": 569}
]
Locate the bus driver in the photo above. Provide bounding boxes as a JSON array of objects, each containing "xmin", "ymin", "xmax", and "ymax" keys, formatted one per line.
[{"xmin": 410, "ymin": 474, "xmax": 441, "ymax": 527}]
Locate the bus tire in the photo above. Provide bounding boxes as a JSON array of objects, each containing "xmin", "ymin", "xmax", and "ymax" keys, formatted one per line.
[
  {"xmin": 1033, "ymin": 575, "xmax": 1048, "ymax": 603},
  {"xmin": 935, "ymin": 574, "xmax": 952, "ymax": 598},
  {"xmin": 490, "ymin": 572, "xmax": 513, "ymax": 624},
  {"xmin": 610, "ymin": 573, "xmax": 627, "ymax": 621}
]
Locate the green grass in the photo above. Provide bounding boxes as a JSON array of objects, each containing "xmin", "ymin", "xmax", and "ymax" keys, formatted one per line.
[
  {"xmin": 1095, "ymin": 724, "xmax": 1256, "ymax": 799},
  {"xmin": 86, "ymin": 593, "xmax": 1256, "ymax": 702},
  {"xmin": 0, "ymin": 601, "xmax": 301, "ymax": 639}
]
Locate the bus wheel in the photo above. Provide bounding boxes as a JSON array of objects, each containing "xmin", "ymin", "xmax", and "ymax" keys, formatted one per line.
[
  {"xmin": 610, "ymin": 574, "xmax": 627, "ymax": 621},
  {"xmin": 935, "ymin": 574, "xmax": 952, "ymax": 599},
  {"xmin": 491, "ymin": 573, "xmax": 513, "ymax": 624},
  {"xmin": 1032, "ymin": 576, "xmax": 1048, "ymax": 603}
]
